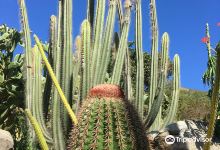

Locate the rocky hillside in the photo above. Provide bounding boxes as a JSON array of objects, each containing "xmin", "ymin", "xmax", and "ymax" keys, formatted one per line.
[{"xmin": 177, "ymin": 88, "xmax": 210, "ymax": 121}]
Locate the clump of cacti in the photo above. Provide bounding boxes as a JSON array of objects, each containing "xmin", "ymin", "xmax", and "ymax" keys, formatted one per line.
[
  {"xmin": 67, "ymin": 84, "xmax": 149, "ymax": 150},
  {"xmin": 15, "ymin": 0, "xmax": 182, "ymax": 149}
]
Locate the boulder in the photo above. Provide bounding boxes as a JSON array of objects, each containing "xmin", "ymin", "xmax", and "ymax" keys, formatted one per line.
[
  {"xmin": 0, "ymin": 129, "xmax": 14, "ymax": 150},
  {"xmin": 166, "ymin": 121, "xmax": 188, "ymax": 135},
  {"xmin": 148, "ymin": 120, "xmax": 220, "ymax": 150}
]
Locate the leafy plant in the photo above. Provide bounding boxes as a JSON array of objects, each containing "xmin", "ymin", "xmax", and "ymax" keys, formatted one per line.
[{"xmin": 0, "ymin": 24, "xmax": 31, "ymax": 149}]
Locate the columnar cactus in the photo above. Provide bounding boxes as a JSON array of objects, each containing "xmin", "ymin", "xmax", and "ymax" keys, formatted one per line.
[
  {"xmin": 111, "ymin": 0, "xmax": 132, "ymax": 85},
  {"xmin": 203, "ymin": 43, "xmax": 220, "ymax": 150},
  {"xmin": 67, "ymin": 84, "xmax": 149, "ymax": 150},
  {"xmin": 135, "ymin": 0, "xmax": 144, "ymax": 119}
]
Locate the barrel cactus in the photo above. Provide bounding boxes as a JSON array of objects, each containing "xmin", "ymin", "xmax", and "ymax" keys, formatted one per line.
[{"xmin": 67, "ymin": 84, "xmax": 149, "ymax": 150}]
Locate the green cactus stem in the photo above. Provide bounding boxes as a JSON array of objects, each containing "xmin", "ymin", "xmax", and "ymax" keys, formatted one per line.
[
  {"xmin": 148, "ymin": 0, "xmax": 159, "ymax": 111},
  {"xmin": 162, "ymin": 54, "xmax": 180, "ymax": 127},
  {"xmin": 34, "ymin": 34, "xmax": 78, "ymax": 125},
  {"xmin": 91, "ymin": 0, "xmax": 106, "ymax": 86},
  {"xmin": 87, "ymin": 0, "xmax": 95, "ymax": 30},
  {"xmin": 51, "ymin": 2, "xmax": 66, "ymax": 149},
  {"xmin": 144, "ymin": 32, "xmax": 169, "ymax": 130},
  {"xmin": 80, "ymin": 20, "xmax": 91, "ymax": 100},
  {"xmin": 25, "ymin": 109, "xmax": 49, "ymax": 150},
  {"xmin": 111, "ymin": 0, "xmax": 132, "ymax": 85},
  {"xmin": 67, "ymin": 84, "xmax": 149, "ymax": 150},
  {"xmin": 135, "ymin": 0, "xmax": 144, "ymax": 119},
  {"xmin": 32, "ymin": 45, "xmax": 53, "ymax": 143},
  {"xmin": 60, "ymin": 0, "xmax": 73, "ymax": 136},
  {"xmin": 98, "ymin": 0, "xmax": 117, "ymax": 84},
  {"xmin": 18, "ymin": 0, "xmax": 35, "ymax": 146},
  {"xmin": 203, "ymin": 43, "xmax": 220, "ymax": 150}
]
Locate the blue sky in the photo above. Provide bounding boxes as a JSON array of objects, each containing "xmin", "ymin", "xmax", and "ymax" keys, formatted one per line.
[{"xmin": 0, "ymin": 0, "xmax": 219, "ymax": 91}]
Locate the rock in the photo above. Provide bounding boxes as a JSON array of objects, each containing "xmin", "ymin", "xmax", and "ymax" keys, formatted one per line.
[
  {"xmin": 166, "ymin": 121, "xmax": 188, "ymax": 135},
  {"xmin": 0, "ymin": 129, "xmax": 14, "ymax": 150},
  {"xmin": 147, "ymin": 120, "xmax": 220, "ymax": 150}
]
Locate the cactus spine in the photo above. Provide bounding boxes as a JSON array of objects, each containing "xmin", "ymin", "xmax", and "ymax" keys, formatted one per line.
[
  {"xmin": 203, "ymin": 43, "xmax": 220, "ymax": 150},
  {"xmin": 67, "ymin": 84, "xmax": 148, "ymax": 150}
]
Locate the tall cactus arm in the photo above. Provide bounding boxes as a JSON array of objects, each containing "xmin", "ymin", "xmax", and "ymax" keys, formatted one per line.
[
  {"xmin": 202, "ymin": 23, "xmax": 216, "ymax": 86},
  {"xmin": 111, "ymin": 0, "xmax": 132, "ymax": 85},
  {"xmin": 124, "ymin": 45, "xmax": 134, "ymax": 103},
  {"xmin": 116, "ymin": 0, "xmax": 124, "ymax": 31},
  {"xmin": 205, "ymin": 23, "xmax": 212, "ymax": 58},
  {"xmin": 43, "ymin": 15, "xmax": 57, "ymax": 121},
  {"xmin": 51, "ymin": 2, "xmax": 66, "ymax": 149},
  {"xmin": 60, "ymin": 0, "xmax": 73, "ymax": 134},
  {"xmin": 135, "ymin": 0, "xmax": 144, "ymax": 119},
  {"xmin": 72, "ymin": 36, "xmax": 81, "ymax": 113},
  {"xmin": 98, "ymin": 0, "xmax": 117, "ymax": 84},
  {"xmin": 32, "ymin": 46, "xmax": 53, "ymax": 143},
  {"xmin": 18, "ymin": 0, "xmax": 32, "ymax": 113},
  {"xmin": 18, "ymin": 0, "xmax": 35, "ymax": 146},
  {"xmin": 163, "ymin": 54, "xmax": 180, "ymax": 127},
  {"xmin": 144, "ymin": 33, "xmax": 169, "ymax": 130},
  {"xmin": 25, "ymin": 109, "xmax": 49, "ymax": 150},
  {"xmin": 148, "ymin": 0, "xmax": 159, "ymax": 110},
  {"xmin": 87, "ymin": 0, "xmax": 95, "ymax": 30},
  {"xmin": 204, "ymin": 43, "xmax": 220, "ymax": 150},
  {"xmin": 91, "ymin": 0, "xmax": 106, "ymax": 86},
  {"xmin": 34, "ymin": 35, "xmax": 78, "ymax": 125},
  {"xmin": 80, "ymin": 20, "xmax": 92, "ymax": 100},
  {"xmin": 116, "ymin": 0, "xmax": 133, "ymax": 102}
]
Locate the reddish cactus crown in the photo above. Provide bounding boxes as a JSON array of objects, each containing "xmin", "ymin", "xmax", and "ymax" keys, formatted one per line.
[{"xmin": 88, "ymin": 84, "xmax": 124, "ymax": 99}]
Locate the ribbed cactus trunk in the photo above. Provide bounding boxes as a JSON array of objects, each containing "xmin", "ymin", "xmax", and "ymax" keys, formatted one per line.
[
  {"xmin": 144, "ymin": 32, "xmax": 168, "ymax": 130},
  {"xmin": 91, "ymin": 0, "xmax": 106, "ymax": 86},
  {"xmin": 18, "ymin": 0, "xmax": 35, "ymax": 146},
  {"xmin": 111, "ymin": 0, "xmax": 132, "ymax": 85},
  {"xmin": 162, "ymin": 54, "xmax": 180, "ymax": 127},
  {"xmin": 98, "ymin": 0, "xmax": 117, "ymax": 84},
  {"xmin": 50, "ymin": 2, "xmax": 66, "ymax": 149},
  {"xmin": 135, "ymin": 0, "xmax": 144, "ymax": 120},
  {"xmin": 72, "ymin": 36, "xmax": 81, "ymax": 113},
  {"xmin": 59, "ymin": 0, "xmax": 73, "ymax": 136},
  {"xmin": 80, "ymin": 20, "xmax": 91, "ymax": 103},
  {"xmin": 148, "ymin": 0, "xmax": 159, "ymax": 112},
  {"xmin": 32, "ymin": 46, "xmax": 52, "ymax": 143},
  {"xmin": 67, "ymin": 84, "xmax": 149, "ymax": 150}
]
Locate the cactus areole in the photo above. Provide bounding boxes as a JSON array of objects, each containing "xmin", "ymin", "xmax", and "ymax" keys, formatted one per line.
[{"xmin": 68, "ymin": 84, "xmax": 149, "ymax": 150}]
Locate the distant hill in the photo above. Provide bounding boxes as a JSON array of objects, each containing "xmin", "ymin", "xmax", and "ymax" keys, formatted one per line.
[{"xmin": 177, "ymin": 88, "xmax": 210, "ymax": 120}]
